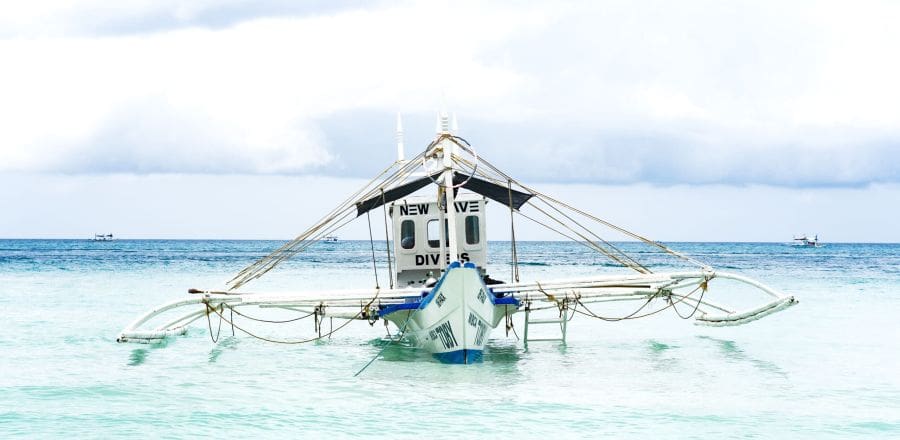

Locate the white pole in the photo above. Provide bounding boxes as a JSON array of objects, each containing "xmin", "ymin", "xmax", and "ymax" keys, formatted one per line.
[
  {"xmin": 440, "ymin": 111, "xmax": 460, "ymax": 267},
  {"xmin": 396, "ymin": 113, "xmax": 405, "ymax": 163}
]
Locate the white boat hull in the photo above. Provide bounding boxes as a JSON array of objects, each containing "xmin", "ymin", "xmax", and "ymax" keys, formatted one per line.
[{"xmin": 384, "ymin": 263, "xmax": 497, "ymax": 364}]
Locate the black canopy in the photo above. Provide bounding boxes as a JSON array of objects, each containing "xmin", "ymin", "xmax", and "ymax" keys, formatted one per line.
[
  {"xmin": 355, "ymin": 174, "xmax": 436, "ymax": 216},
  {"xmin": 452, "ymin": 173, "xmax": 533, "ymax": 210},
  {"xmin": 355, "ymin": 172, "xmax": 533, "ymax": 216}
]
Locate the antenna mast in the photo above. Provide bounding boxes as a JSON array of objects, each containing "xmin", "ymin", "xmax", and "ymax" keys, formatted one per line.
[
  {"xmin": 396, "ymin": 113, "xmax": 405, "ymax": 164},
  {"xmin": 438, "ymin": 109, "xmax": 460, "ymax": 268}
]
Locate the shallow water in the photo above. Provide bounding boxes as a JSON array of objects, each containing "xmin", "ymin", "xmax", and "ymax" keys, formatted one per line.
[{"xmin": 1, "ymin": 240, "xmax": 899, "ymax": 438}]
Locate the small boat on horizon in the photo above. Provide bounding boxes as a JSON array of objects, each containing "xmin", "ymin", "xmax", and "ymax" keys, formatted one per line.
[
  {"xmin": 792, "ymin": 234, "xmax": 823, "ymax": 248},
  {"xmin": 323, "ymin": 235, "xmax": 339, "ymax": 242},
  {"xmin": 91, "ymin": 233, "xmax": 114, "ymax": 242}
]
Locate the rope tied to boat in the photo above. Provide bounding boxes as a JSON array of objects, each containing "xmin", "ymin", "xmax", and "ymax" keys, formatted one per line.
[
  {"xmin": 203, "ymin": 304, "xmax": 357, "ymax": 345},
  {"xmin": 504, "ymin": 305, "xmax": 518, "ymax": 339},
  {"xmin": 226, "ymin": 153, "xmax": 426, "ymax": 290},
  {"xmin": 364, "ymin": 299, "xmax": 379, "ymax": 326},
  {"xmin": 313, "ymin": 303, "xmax": 327, "ymax": 338},
  {"xmin": 355, "ymin": 308, "xmax": 417, "ymax": 377},
  {"xmin": 366, "ymin": 211, "xmax": 380, "ymax": 290},
  {"xmin": 536, "ymin": 281, "xmax": 571, "ymax": 318},
  {"xmin": 228, "ymin": 306, "xmax": 316, "ymax": 324},
  {"xmin": 571, "ymin": 275, "xmax": 714, "ymax": 322},
  {"xmin": 380, "ymin": 188, "xmax": 394, "ymax": 290},
  {"xmin": 669, "ymin": 275, "xmax": 712, "ymax": 320},
  {"xmin": 198, "ymin": 290, "xmax": 384, "ymax": 345},
  {"xmin": 508, "ymin": 178, "xmax": 520, "ymax": 283},
  {"xmin": 203, "ymin": 298, "xmax": 224, "ymax": 343}
]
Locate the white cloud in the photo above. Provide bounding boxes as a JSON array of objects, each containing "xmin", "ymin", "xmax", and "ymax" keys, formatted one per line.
[
  {"xmin": 0, "ymin": 1, "xmax": 898, "ymax": 185},
  {"xmin": 0, "ymin": 2, "xmax": 544, "ymax": 174}
]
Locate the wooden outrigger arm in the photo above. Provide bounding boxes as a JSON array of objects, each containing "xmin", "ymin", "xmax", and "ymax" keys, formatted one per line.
[{"xmin": 117, "ymin": 270, "xmax": 796, "ymax": 343}]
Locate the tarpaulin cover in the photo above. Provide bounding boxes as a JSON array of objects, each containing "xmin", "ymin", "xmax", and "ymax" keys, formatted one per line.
[{"xmin": 356, "ymin": 172, "xmax": 533, "ymax": 216}]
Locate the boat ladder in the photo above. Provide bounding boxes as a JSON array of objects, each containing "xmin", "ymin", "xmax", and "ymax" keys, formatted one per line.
[{"xmin": 523, "ymin": 303, "xmax": 567, "ymax": 347}]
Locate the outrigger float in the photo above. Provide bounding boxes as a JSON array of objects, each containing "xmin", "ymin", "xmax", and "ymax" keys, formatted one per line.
[{"xmin": 118, "ymin": 113, "xmax": 797, "ymax": 364}]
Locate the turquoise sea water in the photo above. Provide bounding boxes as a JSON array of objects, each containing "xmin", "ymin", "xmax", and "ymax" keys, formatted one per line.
[{"xmin": 1, "ymin": 239, "xmax": 899, "ymax": 438}]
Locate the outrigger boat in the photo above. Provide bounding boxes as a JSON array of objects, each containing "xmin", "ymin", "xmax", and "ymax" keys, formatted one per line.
[
  {"xmin": 792, "ymin": 234, "xmax": 823, "ymax": 248},
  {"xmin": 118, "ymin": 113, "xmax": 798, "ymax": 364}
]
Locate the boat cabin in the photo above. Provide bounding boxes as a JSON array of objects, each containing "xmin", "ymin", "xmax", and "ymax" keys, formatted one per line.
[{"xmin": 390, "ymin": 193, "xmax": 487, "ymax": 287}]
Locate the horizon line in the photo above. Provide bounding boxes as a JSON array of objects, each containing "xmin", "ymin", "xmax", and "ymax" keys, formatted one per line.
[{"xmin": 1, "ymin": 237, "xmax": 896, "ymax": 245}]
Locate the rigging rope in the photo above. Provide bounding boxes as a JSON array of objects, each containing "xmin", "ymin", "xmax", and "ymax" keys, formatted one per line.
[
  {"xmin": 354, "ymin": 309, "xmax": 417, "ymax": 377},
  {"xmin": 526, "ymin": 201, "xmax": 648, "ymax": 273},
  {"xmin": 508, "ymin": 179, "xmax": 520, "ymax": 283},
  {"xmin": 229, "ymin": 306, "xmax": 316, "ymax": 324},
  {"xmin": 670, "ymin": 277, "xmax": 709, "ymax": 319},
  {"xmin": 528, "ymin": 195, "xmax": 651, "ymax": 273},
  {"xmin": 201, "ymin": 287, "xmax": 383, "ymax": 345},
  {"xmin": 514, "ymin": 208, "xmax": 644, "ymax": 272},
  {"xmin": 225, "ymin": 133, "xmax": 711, "ymax": 294},
  {"xmin": 381, "ymin": 189, "xmax": 394, "ymax": 289},
  {"xmin": 366, "ymin": 211, "xmax": 380, "ymax": 289},
  {"xmin": 469, "ymin": 154, "xmax": 710, "ymax": 271},
  {"xmin": 206, "ymin": 303, "xmax": 223, "ymax": 343},
  {"xmin": 205, "ymin": 303, "xmax": 357, "ymax": 345},
  {"xmin": 228, "ymin": 153, "xmax": 427, "ymax": 290},
  {"xmin": 571, "ymin": 277, "xmax": 712, "ymax": 322},
  {"xmin": 455, "ymin": 156, "xmax": 654, "ymax": 272}
]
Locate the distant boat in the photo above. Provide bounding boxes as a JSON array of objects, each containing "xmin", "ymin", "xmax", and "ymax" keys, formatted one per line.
[
  {"xmin": 323, "ymin": 235, "xmax": 339, "ymax": 243},
  {"xmin": 792, "ymin": 234, "xmax": 823, "ymax": 248},
  {"xmin": 91, "ymin": 233, "xmax": 114, "ymax": 242}
]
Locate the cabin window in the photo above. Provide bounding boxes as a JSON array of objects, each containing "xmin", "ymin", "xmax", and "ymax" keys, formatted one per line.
[
  {"xmin": 400, "ymin": 220, "xmax": 415, "ymax": 249},
  {"xmin": 465, "ymin": 215, "xmax": 479, "ymax": 245},
  {"xmin": 427, "ymin": 219, "xmax": 449, "ymax": 248}
]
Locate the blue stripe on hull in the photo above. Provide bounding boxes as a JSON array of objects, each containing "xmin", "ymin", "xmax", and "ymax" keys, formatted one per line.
[{"xmin": 432, "ymin": 349, "xmax": 484, "ymax": 364}]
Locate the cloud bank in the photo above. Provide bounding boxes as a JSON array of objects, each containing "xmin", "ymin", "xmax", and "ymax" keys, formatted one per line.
[{"xmin": 1, "ymin": 1, "xmax": 899, "ymax": 186}]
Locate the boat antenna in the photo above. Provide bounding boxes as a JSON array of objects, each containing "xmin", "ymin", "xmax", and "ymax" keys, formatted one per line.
[
  {"xmin": 436, "ymin": 108, "xmax": 450, "ymax": 134},
  {"xmin": 396, "ymin": 112, "xmax": 405, "ymax": 164}
]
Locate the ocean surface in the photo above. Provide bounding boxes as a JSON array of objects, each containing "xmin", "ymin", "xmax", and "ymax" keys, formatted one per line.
[{"xmin": 1, "ymin": 239, "xmax": 899, "ymax": 438}]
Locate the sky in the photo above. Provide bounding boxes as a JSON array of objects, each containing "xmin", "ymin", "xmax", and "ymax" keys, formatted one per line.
[{"xmin": 1, "ymin": 0, "xmax": 899, "ymax": 242}]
